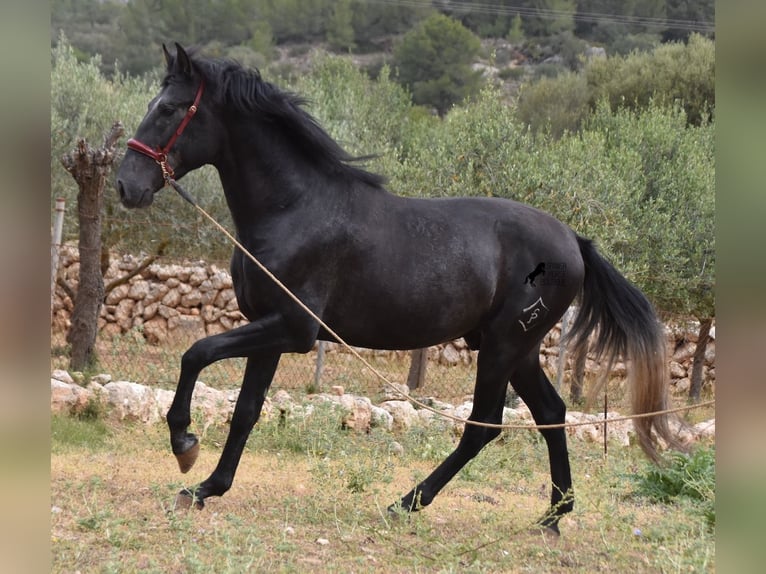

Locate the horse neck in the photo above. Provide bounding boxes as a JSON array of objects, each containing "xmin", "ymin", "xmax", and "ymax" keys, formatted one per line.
[{"xmin": 214, "ymin": 131, "xmax": 338, "ymax": 233}]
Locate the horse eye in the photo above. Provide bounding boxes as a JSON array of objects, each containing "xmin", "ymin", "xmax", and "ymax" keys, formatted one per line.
[{"xmin": 158, "ymin": 104, "xmax": 177, "ymax": 116}]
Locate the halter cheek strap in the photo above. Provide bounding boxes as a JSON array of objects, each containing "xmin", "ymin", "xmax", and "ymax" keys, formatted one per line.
[{"xmin": 127, "ymin": 79, "xmax": 205, "ymax": 182}]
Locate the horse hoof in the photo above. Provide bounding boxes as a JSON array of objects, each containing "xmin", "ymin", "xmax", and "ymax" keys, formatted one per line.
[
  {"xmin": 386, "ymin": 503, "xmax": 405, "ymax": 518},
  {"xmin": 175, "ymin": 440, "xmax": 200, "ymax": 474},
  {"xmin": 530, "ymin": 522, "xmax": 560, "ymax": 537},
  {"xmin": 174, "ymin": 490, "xmax": 204, "ymax": 511}
]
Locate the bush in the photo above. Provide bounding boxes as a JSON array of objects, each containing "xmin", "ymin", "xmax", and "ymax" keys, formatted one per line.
[
  {"xmin": 514, "ymin": 34, "xmax": 715, "ymax": 136},
  {"xmin": 293, "ymin": 53, "xmax": 415, "ymax": 179},
  {"xmin": 516, "ymin": 70, "xmax": 590, "ymax": 137},
  {"xmin": 585, "ymin": 33, "xmax": 715, "ymax": 126}
]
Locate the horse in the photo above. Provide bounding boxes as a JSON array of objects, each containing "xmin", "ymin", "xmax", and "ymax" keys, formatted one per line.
[{"xmin": 115, "ymin": 43, "xmax": 678, "ymax": 534}]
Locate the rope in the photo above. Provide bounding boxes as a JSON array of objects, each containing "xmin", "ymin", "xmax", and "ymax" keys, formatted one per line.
[{"xmin": 169, "ymin": 180, "xmax": 715, "ymax": 431}]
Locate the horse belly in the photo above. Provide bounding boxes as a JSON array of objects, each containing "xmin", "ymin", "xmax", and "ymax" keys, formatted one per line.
[{"xmin": 324, "ymin": 260, "xmax": 495, "ymax": 350}]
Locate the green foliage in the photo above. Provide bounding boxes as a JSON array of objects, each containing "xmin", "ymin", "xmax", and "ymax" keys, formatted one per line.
[
  {"xmin": 516, "ymin": 34, "xmax": 715, "ymax": 135},
  {"xmin": 522, "ymin": 0, "xmax": 576, "ymax": 37},
  {"xmin": 585, "ymin": 100, "xmax": 715, "ymax": 318},
  {"xmin": 51, "ymin": 0, "xmax": 714, "ymax": 80},
  {"xmin": 585, "ymin": 33, "xmax": 715, "ymax": 126},
  {"xmin": 632, "ymin": 446, "xmax": 715, "ymax": 527},
  {"xmin": 326, "ymin": 0, "xmax": 356, "ymax": 52},
  {"xmin": 506, "ymin": 14, "xmax": 525, "ymax": 44},
  {"xmin": 393, "ymin": 13, "xmax": 484, "ymax": 115},
  {"xmin": 294, "ymin": 55, "xmax": 413, "ymax": 175},
  {"xmin": 516, "ymin": 70, "xmax": 590, "ymax": 136},
  {"xmin": 387, "ymin": 84, "xmax": 532, "ymax": 199}
]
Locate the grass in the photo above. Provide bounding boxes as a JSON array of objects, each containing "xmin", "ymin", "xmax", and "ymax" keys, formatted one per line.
[{"xmin": 51, "ymin": 407, "xmax": 715, "ymax": 573}]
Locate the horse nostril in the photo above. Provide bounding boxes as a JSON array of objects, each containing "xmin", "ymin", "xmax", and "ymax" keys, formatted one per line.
[{"xmin": 117, "ymin": 179, "xmax": 126, "ymax": 200}]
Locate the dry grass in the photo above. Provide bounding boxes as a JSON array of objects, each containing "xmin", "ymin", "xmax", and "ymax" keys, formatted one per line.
[{"xmin": 51, "ymin": 413, "xmax": 715, "ymax": 573}]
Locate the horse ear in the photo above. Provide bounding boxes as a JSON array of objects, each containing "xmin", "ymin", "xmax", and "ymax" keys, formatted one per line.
[
  {"xmin": 162, "ymin": 43, "xmax": 173, "ymax": 70},
  {"xmin": 174, "ymin": 42, "xmax": 193, "ymax": 78}
]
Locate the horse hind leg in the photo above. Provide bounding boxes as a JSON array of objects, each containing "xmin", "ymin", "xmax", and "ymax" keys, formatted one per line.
[
  {"xmin": 510, "ymin": 351, "xmax": 573, "ymax": 534},
  {"xmin": 390, "ymin": 341, "xmax": 514, "ymax": 514}
]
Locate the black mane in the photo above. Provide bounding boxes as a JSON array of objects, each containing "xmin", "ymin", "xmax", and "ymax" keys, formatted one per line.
[{"xmin": 188, "ymin": 55, "xmax": 387, "ymax": 188}]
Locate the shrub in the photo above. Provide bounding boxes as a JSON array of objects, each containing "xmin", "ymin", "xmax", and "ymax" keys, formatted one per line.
[
  {"xmin": 516, "ymin": 70, "xmax": 590, "ymax": 136},
  {"xmin": 585, "ymin": 33, "xmax": 715, "ymax": 126}
]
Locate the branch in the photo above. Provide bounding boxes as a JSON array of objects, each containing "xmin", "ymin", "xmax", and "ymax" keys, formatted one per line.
[
  {"xmin": 103, "ymin": 121, "xmax": 125, "ymax": 150},
  {"xmin": 104, "ymin": 240, "xmax": 169, "ymax": 296},
  {"xmin": 56, "ymin": 276, "xmax": 76, "ymax": 302}
]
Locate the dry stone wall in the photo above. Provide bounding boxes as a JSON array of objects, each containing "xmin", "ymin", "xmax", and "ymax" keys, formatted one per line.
[{"xmin": 51, "ymin": 244, "xmax": 715, "ymax": 392}]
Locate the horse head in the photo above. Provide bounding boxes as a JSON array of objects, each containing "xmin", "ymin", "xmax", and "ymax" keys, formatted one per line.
[{"xmin": 116, "ymin": 43, "xmax": 217, "ymax": 208}]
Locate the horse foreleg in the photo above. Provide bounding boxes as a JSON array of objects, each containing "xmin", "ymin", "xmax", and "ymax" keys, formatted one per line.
[
  {"xmin": 175, "ymin": 353, "xmax": 280, "ymax": 509},
  {"xmin": 166, "ymin": 314, "xmax": 310, "ymax": 478}
]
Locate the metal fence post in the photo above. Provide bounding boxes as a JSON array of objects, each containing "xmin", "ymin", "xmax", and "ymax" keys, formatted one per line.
[{"xmin": 51, "ymin": 198, "xmax": 66, "ymax": 321}]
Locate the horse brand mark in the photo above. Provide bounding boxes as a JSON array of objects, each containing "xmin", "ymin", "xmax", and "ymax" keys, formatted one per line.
[
  {"xmin": 524, "ymin": 262, "xmax": 567, "ymax": 287},
  {"xmin": 518, "ymin": 297, "xmax": 550, "ymax": 332},
  {"xmin": 524, "ymin": 262, "xmax": 546, "ymax": 286}
]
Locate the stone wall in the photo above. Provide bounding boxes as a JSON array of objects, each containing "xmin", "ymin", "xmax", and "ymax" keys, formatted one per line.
[
  {"xmin": 51, "ymin": 244, "xmax": 715, "ymax": 392},
  {"xmin": 50, "ymin": 370, "xmax": 716, "ymax": 447}
]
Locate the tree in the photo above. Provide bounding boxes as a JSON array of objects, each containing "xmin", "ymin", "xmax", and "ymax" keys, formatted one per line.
[
  {"xmin": 523, "ymin": 0, "xmax": 576, "ymax": 37},
  {"xmin": 60, "ymin": 123, "xmax": 124, "ymax": 371},
  {"xmin": 663, "ymin": 0, "xmax": 715, "ymax": 42},
  {"xmin": 393, "ymin": 13, "xmax": 484, "ymax": 115},
  {"xmin": 327, "ymin": 0, "xmax": 356, "ymax": 52}
]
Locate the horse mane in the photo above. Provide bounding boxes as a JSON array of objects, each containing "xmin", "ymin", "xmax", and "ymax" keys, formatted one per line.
[{"xmin": 185, "ymin": 53, "xmax": 387, "ymax": 188}]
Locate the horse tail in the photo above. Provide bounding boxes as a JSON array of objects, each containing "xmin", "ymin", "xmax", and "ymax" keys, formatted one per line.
[{"xmin": 566, "ymin": 235, "xmax": 681, "ymax": 462}]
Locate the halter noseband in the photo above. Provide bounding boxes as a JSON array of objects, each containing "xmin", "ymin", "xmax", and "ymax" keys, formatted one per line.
[{"xmin": 127, "ymin": 79, "xmax": 205, "ymax": 182}]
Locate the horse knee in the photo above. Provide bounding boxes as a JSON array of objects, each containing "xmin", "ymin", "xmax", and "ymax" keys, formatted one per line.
[{"xmin": 181, "ymin": 338, "xmax": 212, "ymax": 372}]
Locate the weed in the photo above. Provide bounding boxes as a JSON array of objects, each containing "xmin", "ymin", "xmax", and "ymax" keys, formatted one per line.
[{"xmin": 631, "ymin": 445, "xmax": 715, "ymax": 528}]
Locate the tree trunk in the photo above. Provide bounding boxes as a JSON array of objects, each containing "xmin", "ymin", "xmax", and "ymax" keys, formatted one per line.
[
  {"xmin": 569, "ymin": 342, "xmax": 587, "ymax": 404},
  {"xmin": 61, "ymin": 122, "xmax": 124, "ymax": 371},
  {"xmin": 689, "ymin": 317, "xmax": 713, "ymax": 402}
]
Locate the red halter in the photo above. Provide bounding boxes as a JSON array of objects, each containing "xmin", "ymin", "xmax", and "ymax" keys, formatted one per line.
[{"xmin": 127, "ymin": 80, "xmax": 205, "ymax": 182}]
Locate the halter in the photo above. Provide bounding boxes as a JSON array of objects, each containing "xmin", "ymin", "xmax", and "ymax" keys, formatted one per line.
[{"xmin": 127, "ymin": 80, "xmax": 205, "ymax": 183}]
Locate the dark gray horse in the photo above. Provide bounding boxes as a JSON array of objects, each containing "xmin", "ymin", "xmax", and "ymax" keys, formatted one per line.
[{"xmin": 115, "ymin": 43, "xmax": 677, "ymax": 534}]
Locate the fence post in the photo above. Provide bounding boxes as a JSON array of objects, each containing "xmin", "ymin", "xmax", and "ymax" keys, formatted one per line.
[
  {"xmin": 51, "ymin": 197, "xmax": 66, "ymax": 321},
  {"xmin": 407, "ymin": 348, "xmax": 428, "ymax": 390},
  {"xmin": 314, "ymin": 341, "xmax": 326, "ymax": 390}
]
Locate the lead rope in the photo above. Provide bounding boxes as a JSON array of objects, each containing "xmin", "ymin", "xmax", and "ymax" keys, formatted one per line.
[{"xmin": 167, "ymin": 178, "xmax": 714, "ymax": 431}]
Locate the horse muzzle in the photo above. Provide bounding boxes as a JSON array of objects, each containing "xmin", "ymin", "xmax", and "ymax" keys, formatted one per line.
[{"xmin": 116, "ymin": 177, "xmax": 158, "ymax": 208}]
